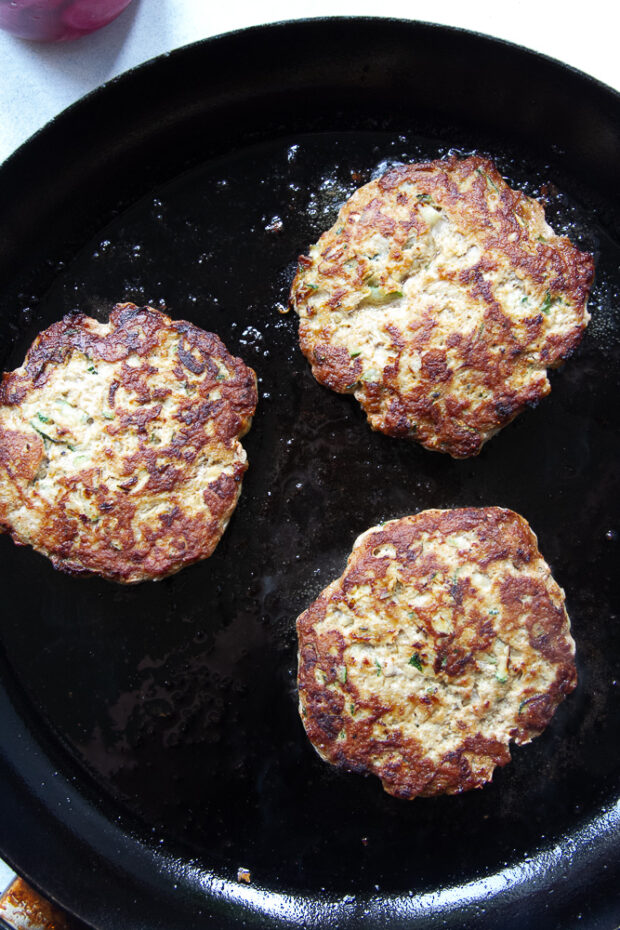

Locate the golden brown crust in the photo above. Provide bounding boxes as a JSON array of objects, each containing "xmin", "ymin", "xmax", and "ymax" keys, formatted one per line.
[
  {"xmin": 0, "ymin": 877, "xmax": 74, "ymax": 930},
  {"xmin": 290, "ymin": 156, "xmax": 595, "ymax": 458},
  {"xmin": 297, "ymin": 508, "xmax": 577, "ymax": 799},
  {"xmin": 0, "ymin": 303, "xmax": 258, "ymax": 583}
]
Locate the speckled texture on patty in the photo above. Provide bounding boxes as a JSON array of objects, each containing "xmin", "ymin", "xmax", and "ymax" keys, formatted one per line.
[
  {"xmin": 290, "ymin": 155, "xmax": 594, "ymax": 458},
  {"xmin": 0, "ymin": 303, "xmax": 257, "ymax": 583},
  {"xmin": 297, "ymin": 508, "xmax": 577, "ymax": 799}
]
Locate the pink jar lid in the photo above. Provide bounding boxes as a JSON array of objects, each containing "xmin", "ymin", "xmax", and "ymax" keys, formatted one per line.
[{"xmin": 0, "ymin": 0, "xmax": 135, "ymax": 41}]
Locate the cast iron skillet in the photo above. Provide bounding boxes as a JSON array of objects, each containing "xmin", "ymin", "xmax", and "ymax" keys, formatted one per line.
[{"xmin": 0, "ymin": 18, "xmax": 619, "ymax": 930}]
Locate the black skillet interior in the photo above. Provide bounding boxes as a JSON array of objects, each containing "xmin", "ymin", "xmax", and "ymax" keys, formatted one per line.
[{"xmin": 0, "ymin": 18, "xmax": 619, "ymax": 930}]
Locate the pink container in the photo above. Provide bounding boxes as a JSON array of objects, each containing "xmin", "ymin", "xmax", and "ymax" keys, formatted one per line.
[{"xmin": 0, "ymin": 0, "xmax": 134, "ymax": 41}]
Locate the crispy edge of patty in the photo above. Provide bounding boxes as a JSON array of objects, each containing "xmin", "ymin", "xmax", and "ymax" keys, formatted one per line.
[
  {"xmin": 290, "ymin": 155, "xmax": 595, "ymax": 458},
  {"xmin": 0, "ymin": 303, "xmax": 258, "ymax": 583},
  {"xmin": 296, "ymin": 507, "xmax": 577, "ymax": 799}
]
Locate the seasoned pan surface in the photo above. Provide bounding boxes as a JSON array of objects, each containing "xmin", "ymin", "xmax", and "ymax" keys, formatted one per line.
[{"xmin": 0, "ymin": 18, "xmax": 619, "ymax": 930}]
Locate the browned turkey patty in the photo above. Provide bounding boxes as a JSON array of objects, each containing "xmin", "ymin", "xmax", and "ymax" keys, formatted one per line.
[
  {"xmin": 290, "ymin": 155, "xmax": 594, "ymax": 458},
  {"xmin": 0, "ymin": 303, "xmax": 257, "ymax": 583},
  {"xmin": 297, "ymin": 508, "xmax": 577, "ymax": 799}
]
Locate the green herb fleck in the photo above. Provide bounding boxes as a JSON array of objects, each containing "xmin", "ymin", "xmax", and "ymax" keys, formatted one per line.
[
  {"xmin": 540, "ymin": 291, "xmax": 557, "ymax": 315},
  {"xmin": 416, "ymin": 193, "xmax": 435, "ymax": 205},
  {"xmin": 55, "ymin": 398, "xmax": 89, "ymax": 422},
  {"xmin": 496, "ymin": 671, "xmax": 508, "ymax": 684},
  {"xmin": 306, "ymin": 282, "xmax": 319, "ymax": 291},
  {"xmin": 440, "ymin": 656, "xmax": 448, "ymax": 668},
  {"xmin": 350, "ymin": 351, "xmax": 361, "ymax": 359},
  {"xmin": 37, "ymin": 412, "xmax": 52, "ymax": 424},
  {"xmin": 375, "ymin": 660, "xmax": 382, "ymax": 676},
  {"xmin": 337, "ymin": 728, "xmax": 346, "ymax": 740},
  {"xmin": 365, "ymin": 287, "xmax": 403, "ymax": 305},
  {"xmin": 349, "ymin": 703, "xmax": 356, "ymax": 716},
  {"xmin": 408, "ymin": 653, "xmax": 423, "ymax": 672},
  {"xmin": 521, "ymin": 296, "xmax": 529, "ymax": 304},
  {"xmin": 216, "ymin": 373, "xmax": 227, "ymax": 382},
  {"xmin": 536, "ymin": 235, "xmax": 547, "ymax": 243},
  {"xmin": 30, "ymin": 422, "xmax": 58, "ymax": 444},
  {"xmin": 475, "ymin": 167, "xmax": 499, "ymax": 192},
  {"xmin": 87, "ymin": 365, "xmax": 98, "ymax": 374},
  {"xmin": 32, "ymin": 421, "xmax": 76, "ymax": 452},
  {"xmin": 338, "ymin": 666, "xmax": 348, "ymax": 685},
  {"xmin": 488, "ymin": 608, "xmax": 499, "ymax": 616},
  {"xmin": 518, "ymin": 697, "xmax": 535, "ymax": 715},
  {"xmin": 102, "ymin": 411, "xmax": 115, "ymax": 420}
]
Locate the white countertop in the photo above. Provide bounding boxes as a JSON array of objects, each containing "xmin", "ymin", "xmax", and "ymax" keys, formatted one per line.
[
  {"xmin": 0, "ymin": 0, "xmax": 618, "ymax": 905},
  {"xmin": 0, "ymin": 0, "xmax": 619, "ymax": 166}
]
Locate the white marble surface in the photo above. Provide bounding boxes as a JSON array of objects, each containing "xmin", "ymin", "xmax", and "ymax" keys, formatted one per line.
[
  {"xmin": 0, "ymin": 859, "xmax": 14, "ymax": 894},
  {"xmin": 0, "ymin": 0, "xmax": 618, "ymax": 908},
  {"xmin": 0, "ymin": 0, "xmax": 619, "ymax": 165}
]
